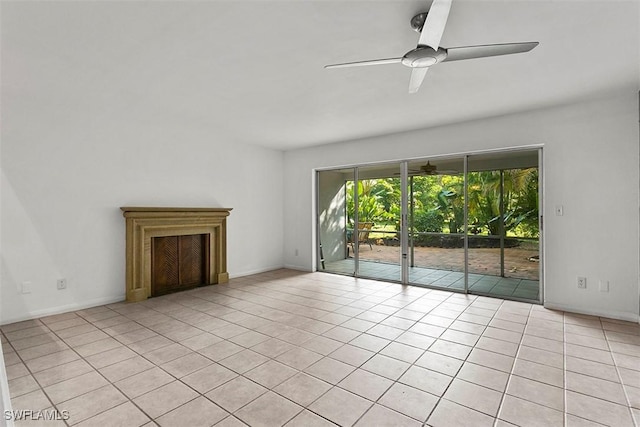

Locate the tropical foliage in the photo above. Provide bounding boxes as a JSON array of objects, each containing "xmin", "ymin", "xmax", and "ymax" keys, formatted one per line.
[{"xmin": 346, "ymin": 168, "xmax": 539, "ymax": 238}]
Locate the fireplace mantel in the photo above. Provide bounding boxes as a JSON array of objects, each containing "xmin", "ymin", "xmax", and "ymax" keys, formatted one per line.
[{"xmin": 121, "ymin": 207, "xmax": 232, "ymax": 302}]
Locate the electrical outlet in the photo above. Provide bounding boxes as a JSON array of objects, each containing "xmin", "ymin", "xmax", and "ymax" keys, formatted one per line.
[
  {"xmin": 21, "ymin": 281, "xmax": 32, "ymax": 294},
  {"xmin": 599, "ymin": 280, "xmax": 609, "ymax": 292},
  {"xmin": 555, "ymin": 205, "xmax": 564, "ymax": 216},
  {"xmin": 57, "ymin": 279, "xmax": 67, "ymax": 290},
  {"xmin": 577, "ymin": 277, "xmax": 587, "ymax": 289}
]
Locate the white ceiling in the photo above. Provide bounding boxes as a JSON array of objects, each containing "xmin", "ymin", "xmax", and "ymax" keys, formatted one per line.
[{"xmin": 2, "ymin": 1, "xmax": 639, "ymax": 151}]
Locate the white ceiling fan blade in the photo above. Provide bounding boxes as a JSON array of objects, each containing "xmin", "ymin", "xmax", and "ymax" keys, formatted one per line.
[
  {"xmin": 324, "ymin": 58, "xmax": 402, "ymax": 69},
  {"xmin": 443, "ymin": 42, "xmax": 539, "ymax": 62},
  {"xmin": 418, "ymin": 0, "xmax": 453, "ymax": 50},
  {"xmin": 408, "ymin": 67, "xmax": 429, "ymax": 94}
]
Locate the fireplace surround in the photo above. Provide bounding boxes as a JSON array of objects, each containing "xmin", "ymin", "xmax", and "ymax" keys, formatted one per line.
[{"xmin": 121, "ymin": 207, "xmax": 232, "ymax": 302}]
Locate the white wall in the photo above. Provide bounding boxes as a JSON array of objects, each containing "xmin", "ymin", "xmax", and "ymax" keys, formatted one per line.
[
  {"xmin": 284, "ymin": 93, "xmax": 640, "ymax": 322},
  {"xmin": 318, "ymin": 170, "xmax": 348, "ymax": 263},
  {"xmin": 0, "ymin": 341, "xmax": 13, "ymax": 427},
  {"xmin": 0, "ymin": 118, "xmax": 284, "ymax": 324}
]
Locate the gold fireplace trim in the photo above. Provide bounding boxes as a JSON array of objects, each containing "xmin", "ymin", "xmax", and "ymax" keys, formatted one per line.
[{"xmin": 121, "ymin": 207, "xmax": 232, "ymax": 302}]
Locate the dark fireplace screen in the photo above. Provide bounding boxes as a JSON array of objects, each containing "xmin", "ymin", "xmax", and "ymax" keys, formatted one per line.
[{"xmin": 151, "ymin": 234, "xmax": 209, "ymax": 296}]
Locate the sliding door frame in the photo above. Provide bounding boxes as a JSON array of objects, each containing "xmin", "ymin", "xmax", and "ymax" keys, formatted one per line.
[{"xmin": 315, "ymin": 145, "xmax": 543, "ymax": 304}]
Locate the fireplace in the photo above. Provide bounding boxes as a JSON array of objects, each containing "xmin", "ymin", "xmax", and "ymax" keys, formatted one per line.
[
  {"xmin": 121, "ymin": 207, "xmax": 232, "ymax": 302},
  {"xmin": 152, "ymin": 234, "xmax": 208, "ymax": 296}
]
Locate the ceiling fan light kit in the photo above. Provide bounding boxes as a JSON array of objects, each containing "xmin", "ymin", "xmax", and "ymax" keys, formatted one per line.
[{"xmin": 325, "ymin": 0, "xmax": 539, "ymax": 93}]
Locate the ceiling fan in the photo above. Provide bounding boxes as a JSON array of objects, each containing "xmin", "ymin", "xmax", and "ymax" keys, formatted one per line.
[
  {"xmin": 414, "ymin": 161, "xmax": 459, "ymax": 175},
  {"xmin": 325, "ymin": 0, "xmax": 539, "ymax": 93},
  {"xmin": 395, "ymin": 161, "xmax": 460, "ymax": 176}
]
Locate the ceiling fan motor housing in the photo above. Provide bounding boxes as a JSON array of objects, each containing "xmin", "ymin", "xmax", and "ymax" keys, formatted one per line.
[
  {"xmin": 402, "ymin": 46, "xmax": 448, "ymax": 68},
  {"xmin": 410, "ymin": 12, "xmax": 429, "ymax": 33}
]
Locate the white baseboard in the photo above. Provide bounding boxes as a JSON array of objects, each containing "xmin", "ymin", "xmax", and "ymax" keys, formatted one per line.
[
  {"xmin": 0, "ymin": 265, "xmax": 292, "ymax": 325},
  {"xmin": 544, "ymin": 301, "xmax": 639, "ymax": 324},
  {"xmin": 0, "ymin": 295, "xmax": 125, "ymax": 326},
  {"xmin": 283, "ymin": 264, "xmax": 312, "ymax": 272},
  {"xmin": 230, "ymin": 265, "xmax": 286, "ymax": 278}
]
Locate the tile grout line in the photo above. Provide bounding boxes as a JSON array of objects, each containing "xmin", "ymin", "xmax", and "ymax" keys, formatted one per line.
[
  {"xmin": 600, "ymin": 317, "xmax": 639, "ymax": 427},
  {"xmin": 2, "ymin": 270, "xmax": 638, "ymax": 427},
  {"xmin": 493, "ymin": 301, "xmax": 533, "ymax": 427}
]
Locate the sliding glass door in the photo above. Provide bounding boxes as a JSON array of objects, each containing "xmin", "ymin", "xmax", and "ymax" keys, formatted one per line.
[
  {"xmin": 354, "ymin": 164, "xmax": 402, "ymax": 282},
  {"xmin": 316, "ymin": 148, "xmax": 542, "ymax": 303},
  {"xmin": 466, "ymin": 151, "xmax": 540, "ymax": 301},
  {"xmin": 317, "ymin": 167, "xmax": 355, "ymax": 276},
  {"xmin": 406, "ymin": 157, "xmax": 466, "ymax": 291}
]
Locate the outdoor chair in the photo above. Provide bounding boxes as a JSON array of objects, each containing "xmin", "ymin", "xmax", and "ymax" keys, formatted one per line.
[{"xmin": 349, "ymin": 222, "xmax": 374, "ymax": 253}]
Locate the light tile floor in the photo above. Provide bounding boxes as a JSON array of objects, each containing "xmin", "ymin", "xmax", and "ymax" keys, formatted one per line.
[{"xmin": 2, "ymin": 269, "xmax": 638, "ymax": 426}]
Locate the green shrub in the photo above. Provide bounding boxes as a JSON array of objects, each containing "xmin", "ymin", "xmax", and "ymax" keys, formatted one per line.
[{"xmin": 413, "ymin": 210, "xmax": 444, "ymax": 233}]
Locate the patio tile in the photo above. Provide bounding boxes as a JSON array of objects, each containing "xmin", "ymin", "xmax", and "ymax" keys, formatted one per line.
[
  {"xmin": 398, "ymin": 365, "xmax": 452, "ymax": 396},
  {"xmin": 99, "ymin": 355, "xmax": 155, "ymax": 383},
  {"xmin": 24, "ymin": 349, "xmax": 80, "ymax": 373},
  {"xmin": 85, "ymin": 345, "xmax": 137, "ymax": 369},
  {"xmin": 284, "ymin": 410, "xmax": 336, "ymax": 427},
  {"xmin": 506, "ymin": 375, "xmax": 564, "ymax": 411},
  {"xmin": 244, "ymin": 360, "xmax": 298, "ymax": 389},
  {"xmin": 499, "ymin": 395, "xmax": 563, "ymax": 426},
  {"xmin": 300, "ymin": 335, "xmax": 343, "ymax": 355},
  {"xmin": 9, "ymin": 389, "xmax": 51, "ymax": 412},
  {"xmin": 276, "ymin": 346, "xmax": 324, "ymax": 370},
  {"xmin": 8, "ymin": 375, "xmax": 40, "ymax": 398},
  {"xmin": 308, "ymin": 387, "xmax": 372, "ymax": 427},
  {"xmin": 181, "ymin": 363, "xmax": 237, "ymax": 394},
  {"xmin": 161, "ymin": 352, "xmax": 213, "ymax": 378},
  {"xmin": 427, "ymin": 399, "xmax": 495, "ymax": 427},
  {"xmin": 304, "ymin": 357, "xmax": 355, "ymax": 384},
  {"xmin": 274, "ymin": 372, "xmax": 332, "ymax": 407},
  {"xmin": 321, "ymin": 326, "xmax": 361, "ymax": 343},
  {"xmin": 415, "ymin": 351, "xmax": 464, "ymax": 376},
  {"xmin": 57, "ymin": 384, "xmax": 127, "ymax": 425},
  {"xmin": 250, "ymin": 338, "xmax": 296, "ymax": 358},
  {"xmin": 15, "ymin": 340, "xmax": 69, "ymax": 361},
  {"xmin": 338, "ymin": 369, "xmax": 393, "ymax": 401},
  {"xmin": 198, "ymin": 340, "xmax": 245, "ymax": 361},
  {"xmin": 75, "ymin": 401, "xmax": 150, "ymax": 427},
  {"xmin": 133, "ymin": 381, "xmax": 199, "ymax": 419},
  {"xmin": 394, "ymin": 331, "xmax": 436, "ymax": 349},
  {"xmin": 349, "ymin": 333, "xmax": 390, "ymax": 352},
  {"xmin": 115, "ymin": 366, "xmax": 174, "ymax": 399},
  {"xmin": 361, "ymin": 354, "xmax": 410, "ymax": 380},
  {"xmin": 366, "ymin": 324, "xmax": 404, "ymax": 340},
  {"xmin": 476, "ymin": 336, "xmax": 519, "ymax": 357},
  {"xmin": 355, "ymin": 404, "xmax": 422, "ymax": 427},
  {"xmin": 143, "ymin": 343, "xmax": 192, "ymax": 365},
  {"xmin": 228, "ymin": 331, "xmax": 271, "ymax": 348},
  {"xmin": 379, "ymin": 341, "xmax": 424, "ymax": 363},
  {"xmin": 206, "ymin": 376, "xmax": 268, "ymax": 413},
  {"xmin": 156, "ymin": 396, "xmax": 228, "ymax": 427},
  {"xmin": 328, "ymin": 344, "xmax": 374, "ymax": 367},
  {"xmin": 378, "ymin": 382, "xmax": 438, "ymax": 422},
  {"xmin": 44, "ymin": 371, "xmax": 109, "ymax": 404},
  {"xmin": 443, "ymin": 378, "xmax": 502, "ymax": 416},
  {"xmin": 429, "ymin": 339, "xmax": 473, "ymax": 360},
  {"xmin": 219, "ymin": 349, "xmax": 269, "ymax": 374},
  {"xmin": 518, "ymin": 346, "xmax": 564, "ymax": 369},
  {"xmin": 457, "ymin": 362, "xmax": 509, "ymax": 392},
  {"xmin": 235, "ymin": 392, "xmax": 303, "ymax": 427},
  {"xmin": 566, "ymin": 371, "xmax": 627, "ymax": 405},
  {"xmin": 33, "ymin": 359, "xmax": 94, "ymax": 387},
  {"xmin": 466, "ymin": 348, "xmax": 514, "ymax": 373},
  {"xmin": 513, "ymin": 359, "xmax": 564, "ymax": 388}
]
